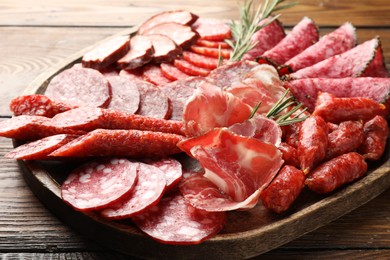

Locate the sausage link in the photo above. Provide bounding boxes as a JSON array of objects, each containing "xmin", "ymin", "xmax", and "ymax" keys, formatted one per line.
[
  {"xmin": 278, "ymin": 142, "xmax": 300, "ymax": 168},
  {"xmin": 305, "ymin": 152, "xmax": 367, "ymax": 194}
]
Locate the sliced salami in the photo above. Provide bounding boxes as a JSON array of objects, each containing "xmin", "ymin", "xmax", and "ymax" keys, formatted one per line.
[
  {"xmin": 116, "ymin": 35, "xmax": 153, "ymax": 70},
  {"xmin": 142, "ymin": 22, "xmax": 199, "ymax": 49},
  {"xmin": 4, "ymin": 134, "xmax": 79, "ymax": 160},
  {"xmin": 286, "ymin": 22, "xmax": 356, "ymax": 72},
  {"xmin": 261, "ymin": 17, "xmax": 319, "ymax": 65},
  {"xmin": 138, "ymin": 10, "xmax": 198, "ymax": 35},
  {"xmin": 10, "ymin": 94, "xmax": 77, "ymax": 117},
  {"xmin": 196, "ymin": 39, "xmax": 230, "ymax": 49},
  {"xmin": 191, "ymin": 17, "xmax": 232, "ymax": 41},
  {"xmin": 119, "ymin": 68, "xmax": 144, "ymax": 81},
  {"xmin": 106, "ymin": 76, "xmax": 140, "ymax": 114},
  {"xmin": 82, "ymin": 35, "xmax": 130, "ymax": 70},
  {"xmin": 142, "ymin": 64, "xmax": 172, "ymax": 85},
  {"xmin": 190, "ymin": 45, "xmax": 232, "ymax": 59},
  {"xmin": 144, "ymin": 34, "xmax": 182, "ymax": 63},
  {"xmin": 61, "ymin": 158, "xmax": 138, "ymax": 211},
  {"xmin": 45, "ymin": 67, "xmax": 112, "ymax": 108},
  {"xmin": 147, "ymin": 157, "xmax": 182, "ymax": 190},
  {"xmin": 182, "ymin": 51, "xmax": 219, "ymax": 70},
  {"xmin": 290, "ymin": 37, "xmax": 383, "ymax": 79},
  {"xmin": 49, "ymin": 129, "xmax": 185, "ymax": 158},
  {"xmin": 361, "ymin": 41, "xmax": 390, "ymax": 77},
  {"xmin": 160, "ymin": 62, "xmax": 190, "ymax": 81},
  {"xmin": 174, "ymin": 58, "xmax": 211, "ymax": 77},
  {"xmin": 131, "ymin": 192, "xmax": 226, "ymax": 245},
  {"xmin": 101, "ymin": 162, "xmax": 166, "ymax": 219}
]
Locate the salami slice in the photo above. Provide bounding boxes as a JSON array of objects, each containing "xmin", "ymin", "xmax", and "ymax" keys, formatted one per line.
[
  {"xmin": 191, "ymin": 18, "xmax": 232, "ymax": 41},
  {"xmin": 190, "ymin": 45, "xmax": 231, "ymax": 59},
  {"xmin": 196, "ymin": 39, "xmax": 230, "ymax": 49},
  {"xmin": 138, "ymin": 10, "xmax": 198, "ymax": 35},
  {"xmin": 4, "ymin": 134, "xmax": 79, "ymax": 160},
  {"xmin": 242, "ymin": 18, "xmax": 286, "ymax": 61},
  {"xmin": 182, "ymin": 51, "xmax": 219, "ymax": 70},
  {"xmin": 61, "ymin": 158, "xmax": 138, "ymax": 211},
  {"xmin": 142, "ymin": 64, "xmax": 172, "ymax": 85},
  {"xmin": 101, "ymin": 162, "xmax": 166, "ymax": 219},
  {"xmin": 144, "ymin": 34, "xmax": 182, "ymax": 63},
  {"xmin": 131, "ymin": 192, "xmax": 226, "ymax": 245},
  {"xmin": 119, "ymin": 68, "xmax": 144, "ymax": 81},
  {"xmin": 290, "ymin": 37, "xmax": 383, "ymax": 79},
  {"xmin": 45, "ymin": 67, "xmax": 112, "ymax": 108},
  {"xmin": 106, "ymin": 76, "xmax": 140, "ymax": 114},
  {"xmin": 82, "ymin": 35, "xmax": 130, "ymax": 70},
  {"xmin": 147, "ymin": 157, "xmax": 183, "ymax": 190},
  {"xmin": 285, "ymin": 77, "xmax": 390, "ymax": 112},
  {"xmin": 361, "ymin": 42, "xmax": 390, "ymax": 77},
  {"xmin": 116, "ymin": 35, "xmax": 153, "ymax": 70},
  {"xmin": 286, "ymin": 22, "xmax": 357, "ymax": 72},
  {"xmin": 142, "ymin": 22, "xmax": 199, "ymax": 49},
  {"xmin": 174, "ymin": 58, "xmax": 210, "ymax": 77},
  {"xmin": 160, "ymin": 62, "xmax": 190, "ymax": 81},
  {"xmin": 261, "ymin": 17, "xmax": 319, "ymax": 65},
  {"xmin": 10, "ymin": 94, "xmax": 77, "ymax": 117}
]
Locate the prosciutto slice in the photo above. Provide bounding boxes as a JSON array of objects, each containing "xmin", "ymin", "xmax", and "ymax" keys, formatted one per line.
[{"xmin": 177, "ymin": 128, "xmax": 283, "ymax": 210}]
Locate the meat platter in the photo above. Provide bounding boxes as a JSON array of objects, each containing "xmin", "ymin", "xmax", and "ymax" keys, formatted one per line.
[{"xmin": 5, "ymin": 5, "xmax": 390, "ymax": 259}]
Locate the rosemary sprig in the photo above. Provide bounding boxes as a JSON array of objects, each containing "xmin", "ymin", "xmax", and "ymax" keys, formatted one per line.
[{"xmin": 227, "ymin": 0, "xmax": 296, "ymax": 61}]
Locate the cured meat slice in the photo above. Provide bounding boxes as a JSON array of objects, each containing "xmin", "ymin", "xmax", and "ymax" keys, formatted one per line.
[
  {"xmin": 159, "ymin": 77, "xmax": 205, "ymax": 120},
  {"xmin": 106, "ymin": 76, "xmax": 140, "ymax": 114},
  {"xmin": 138, "ymin": 10, "xmax": 198, "ymax": 35},
  {"xmin": 116, "ymin": 35, "xmax": 153, "ymax": 70},
  {"xmin": 261, "ymin": 17, "xmax": 319, "ymax": 65},
  {"xmin": 51, "ymin": 107, "xmax": 184, "ymax": 135},
  {"xmin": 61, "ymin": 158, "xmax": 138, "ymax": 211},
  {"xmin": 147, "ymin": 157, "xmax": 183, "ymax": 191},
  {"xmin": 144, "ymin": 34, "xmax": 182, "ymax": 63},
  {"xmin": 190, "ymin": 45, "xmax": 232, "ymax": 59},
  {"xmin": 207, "ymin": 60, "xmax": 258, "ymax": 88},
  {"xmin": 160, "ymin": 62, "xmax": 190, "ymax": 81},
  {"xmin": 45, "ymin": 67, "xmax": 112, "ymax": 108},
  {"xmin": 0, "ymin": 115, "xmax": 86, "ymax": 141},
  {"xmin": 135, "ymin": 79, "xmax": 171, "ymax": 119},
  {"xmin": 182, "ymin": 82, "xmax": 252, "ymax": 137},
  {"xmin": 177, "ymin": 128, "xmax": 283, "ymax": 208},
  {"xmin": 361, "ymin": 42, "xmax": 390, "ymax": 77},
  {"xmin": 142, "ymin": 64, "xmax": 172, "ymax": 85},
  {"xmin": 101, "ymin": 162, "xmax": 166, "ymax": 219},
  {"xmin": 131, "ymin": 192, "xmax": 225, "ymax": 245},
  {"xmin": 290, "ymin": 37, "xmax": 383, "ymax": 79},
  {"xmin": 4, "ymin": 134, "xmax": 79, "ymax": 160},
  {"xmin": 49, "ymin": 129, "xmax": 185, "ymax": 158},
  {"xmin": 182, "ymin": 51, "xmax": 219, "ymax": 70},
  {"xmin": 242, "ymin": 18, "xmax": 286, "ymax": 61},
  {"xmin": 191, "ymin": 18, "xmax": 232, "ymax": 41},
  {"xmin": 119, "ymin": 68, "xmax": 144, "ymax": 81},
  {"xmin": 196, "ymin": 39, "xmax": 230, "ymax": 49},
  {"xmin": 142, "ymin": 22, "xmax": 199, "ymax": 49},
  {"xmin": 82, "ymin": 35, "xmax": 130, "ymax": 70},
  {"xmin": 286, "ymin": 22, "xmax": 357, "ymax": 72},
  {"xmin": 285, "ymin": 77, "xmax": 390, "ymax": 112},
  {"xmin": 10, "ymin": 94, "xmax": 77, "ymax": 117},
  {"xmin": 174, "ymin": 58, "xmax": 210, "ymax": 77}
]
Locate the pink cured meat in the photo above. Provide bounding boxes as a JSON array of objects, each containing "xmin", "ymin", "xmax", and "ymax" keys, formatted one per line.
[
  {"xmin": 45, "ymin": 67, "xmax": 112, "ymax": 108},
  {"xmin": 101, "ymin": 162, "xmax": 166, "ymax": 219},
  {"xmin": 182, "ymin": 81, "xmax": 252, "ymax": 137},
  {"xmin": 119, "ymin": 68, "xmax": 144, "ymax": 81},
  {"xmin": 61, "ymin": 158, "xmax": 138, "ymax": 211},
  {"xmin": 286, "ymin": 22, "xmax": 357, "ymax": 72},
  {"xmin": 361, "ymin": 43, "xmax": 390, "ymax": 77},
  {"xmin": 242, "ymin": 18, "xmax": 286, "ymax": 61},
  {"xmin": 191, "ymin": 18, "xmax": 232, "ymax": 41},
  {"xmin": 178, "ymin": 128, "xmax": 283, "ymax": 205},
  {"xmin": 106, "ymin": 76, "xmax": 140, "ymax": 114},
  {"xmin": 159, "ymin": 77, "xmax": 205, "ymax": 120},
  {"xmin": 116, "ymin": 35, "xmax": 154, "ymax": 70},
  {"xmin": 261, "ymin": 17, "xmax": 319, "ymax": 65},
  {"xmin": 147, "ymin": 158, "xmax": 183, "ymax": 190},
  {"xmin": 82, "ymin": 35, "xmax": 130, "ymax": 70},
  {"xmin": 144, "ymin": 34, "xmax": 183, "ymax": 63},
  {"xmin": 4, "ymin": 134, "xmax": 79, "ymax": 160},
  {"xmin": 10, "ymin": 94, "xmax": 77, "ymax": 117},
  {"xmin": 160, "ymin": 62, "xmax": 191, "ymax": 81},
  {"xmin": 290, "ymin": 37, "xmax": 383, "ymax": 79},
  {"xmin": 142, "ymin": 64, "xmax": 172, "ymax": 85},
  {"xmin": 285, "ymin": 77, "xmax": 390, "ymax": 112},
  {"xmin": 131, "ymin": 192, "xmax": 225, "ymax": 245}
]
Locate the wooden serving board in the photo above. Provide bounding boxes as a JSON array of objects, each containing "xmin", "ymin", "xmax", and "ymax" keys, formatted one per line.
[{"xmin": 16, "ymin": 27, "xmax": 390, "ymax": 259}]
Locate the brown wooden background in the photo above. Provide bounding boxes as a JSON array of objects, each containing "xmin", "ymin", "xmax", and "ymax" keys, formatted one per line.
[{"xmin": 1, "ymin": 0, "xmax": 390, "ymax": 259}]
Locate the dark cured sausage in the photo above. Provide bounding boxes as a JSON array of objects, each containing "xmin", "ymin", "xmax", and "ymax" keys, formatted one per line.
[
  {"xmin": 144, "ymin": 34, "xmax": 183, "ymax": 63},
  {"xmin": 61, "ymin": 158, "xmax": 138, "ymax": 211},
  {"xmin": 358, "ymin": 115, "xmax": 389, "ymax": 161},
  {"xmin": 305, "ymin": 152, "xmax": 367, "ymax": 194},
  {"xmin": 278, "ymin": 142, "xmax": 300, "ymax": 168},
  {"xmin": 260, "ymin": 165, "xmax": 305, "ymax": 213},
  {"xmin": 116, "ymin": 35, "xmax": 153, "ymax": 70}
]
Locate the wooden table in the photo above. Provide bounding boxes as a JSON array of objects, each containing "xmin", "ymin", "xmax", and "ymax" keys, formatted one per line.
[{"xmin": 1, "ymin": 0, "xmax": 390, "ymax": 259}]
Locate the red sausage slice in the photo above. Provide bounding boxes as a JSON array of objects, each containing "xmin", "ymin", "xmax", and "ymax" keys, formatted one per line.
[
  {"xmin": 160, "ymin": 62, "xmax": 191, "ymax": 81},
  {"xmin": 45, "ymin": 67, "xmax": 112, "ymax": 108},
  {"xmin": 196, "ymin": 39, "xmax": 230, "ymax": 49},
  {"xmin": 147, "ymin": 157, "xmax": 183, "ymax": 190},
  {"xmin": 190, "ymin": 45, "xmax": 231, "ymax": 59},
  {"xmin": 61, "ymin": 158, "xmax": 138, "ymax": 211},
  {"xmin": 191, "ymin": 18, "xmax": 232, "ymax": 41},
  {"xmin": 174, "ymin": 58, "xmax": 210, "ymax": 77},
  {"xmin": 182, "ymin": 51, "xmax": 219, "ymax": 70},
  {"xmin": 116, "ymin": 35, "xmax": 153, "ymax": 70},
  {"xmin": 142, "ymin": 64, "xmax": 172, "ymax": 85},
  {"xmin": 106, "ymin": 76, "xmax": 140, "ymax": 114},
  {"xmin": 144, "ymin": 34, "xmax": 182, "ymax": 63},
  {"xmin": 131, "ymin": 192, "xmax": 226, "ymax": 245},
  {"xmin": 101, "ymin": 162, "xmax": 166, "ymax": 219}
]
